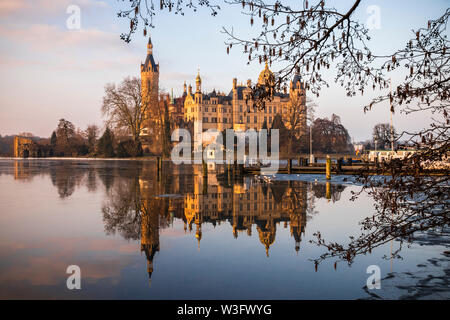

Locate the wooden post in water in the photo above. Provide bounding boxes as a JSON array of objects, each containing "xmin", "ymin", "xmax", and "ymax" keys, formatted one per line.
[
  {"xmin": 326, "ymin": 155, "xmax": 331, "ymax": 180},
  {"xmin": 202, "ymin": 159, "xmax": 208, "ymax": 177},
  {"xmin": 326, "ymin": 182, "xmax": 331, "ymax": 200},
  {"xmin": 297, "ymin": 156, "xmax": 301, "ymax": 168},
  {"xmin": 202, "ymin": 159, "xmax": 208, "ymax": 194},
  {"xmin": 156, "ymin": 157, "xmax": 161, "ymax": 181},
  {"xmin": 288, "ymin": 158, "xmax": 292, "ymax": 174}
]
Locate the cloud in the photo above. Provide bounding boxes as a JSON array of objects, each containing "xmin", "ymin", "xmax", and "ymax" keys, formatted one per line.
[
  {"xmin": 0, "ymin": 24, "xmax": 118, "ymax": 50},
  {"xmin": 0, "ymin": 0, "xmax": 28, "ymax": 15},
  {"xmin": 0, "ymin": 0, "xmax": 108, "ymax": 17},
  {"xmin": 0, "ymin": 23, "xmax": 141, "ymax": 72}
]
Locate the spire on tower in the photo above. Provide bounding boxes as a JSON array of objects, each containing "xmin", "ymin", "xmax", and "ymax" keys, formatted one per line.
[
  {"xmin": 147, "ymin": 36, "xmax": 153, "ymax": 54},
  {"xmin": 195, "ymin": 69, "xmax": 202, "ymax": 93}
]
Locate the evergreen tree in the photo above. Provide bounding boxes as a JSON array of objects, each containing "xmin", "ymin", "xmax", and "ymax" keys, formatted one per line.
[
  {"xmin": 97, "ymin": 127, "xmax": 115, "ymax": 157},
  {"xmin": 49, "ymin": 131, "xmax": 57, "ymax": 156},
  {"xmin": 50, "ymin": 131, "xmax": 57, "ymax": 147}
]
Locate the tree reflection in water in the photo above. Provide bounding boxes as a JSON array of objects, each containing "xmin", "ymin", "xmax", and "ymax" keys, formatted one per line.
[
  {"xmin": 98, "ymin": 162, "xmax": 346, "ymax": 283},
  {"xmin": 6, "ymin": 159, "xmax": 448, "ymax": 297},
  {"xmin": 9, "ymin": 160, "xmax": 347, "ymax": 284}
]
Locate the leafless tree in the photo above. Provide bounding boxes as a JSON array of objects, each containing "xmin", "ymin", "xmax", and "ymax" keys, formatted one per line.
[
  {"xmin": 117, "ymin": 0, "xmax": 220, "ymax": 43},
  {"xmin": 222, "ymin": 1, "xmax": 449, "ymax": 266},
  {"xmin": 311, "ymin": 114, "xmax": 352, "ymax": 154},
  {"xmin": 102, "ymin": 77, "xmax": 150, "ymax": 146},
  {"xmin": 284, "ymin": 91, "xmax": 306, "ymax": 155},
  {"xmin": 372, "ymin": 123, "xmax": 396, "ymax": 150},
  {"xmin": 85, "ymin": 124, "xmax": 99, "ymax": 154},
  {"xmin": 115, "ymin": 1, "xmax": 449, "ymax": 265}
]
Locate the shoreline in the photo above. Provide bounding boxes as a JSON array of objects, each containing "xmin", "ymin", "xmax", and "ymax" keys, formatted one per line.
[{"xmin": 0, "ymin": 156, "xmax": 159, "ymax": 161}]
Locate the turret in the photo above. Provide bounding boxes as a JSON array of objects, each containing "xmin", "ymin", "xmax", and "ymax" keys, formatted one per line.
[
  {"xmin": 195, "ymin": 70, "xmax": 202, "ymax": 104},
  {"xmin": 147, "ymin": 37, "xmax": 153, "ymax": 54},
  {"xmin": 195, "ymin": 70, "xmax": 202, "ymax": 93}
]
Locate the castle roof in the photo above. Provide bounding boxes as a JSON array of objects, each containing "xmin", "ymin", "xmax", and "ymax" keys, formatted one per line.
[
  {"xmin": 257, "ymin": 62, "xmax": 275, "ymax": 85},
  {"xmin": 142, "ymin": 53, "xmax": 158, "ymax": 72},
  {"xmin": 292, "ymin": 73, "xmax": 304, "ymax": 89},
  {"xmin": 142, "ymin": 36, "xmax": 158, "ymax": 72},
  {"xmin": 228, "ymin": 86, "xmax": 247, "ymax": 100}
]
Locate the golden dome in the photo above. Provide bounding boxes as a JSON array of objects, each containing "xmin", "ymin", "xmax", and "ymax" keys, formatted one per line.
[
  {"xmin": 257, "ymin": 223, "xmax": 276, "ymax": 257},
  {"xmin": 257, "ymin": 61, "xmax": 275, "ymax": 85}
]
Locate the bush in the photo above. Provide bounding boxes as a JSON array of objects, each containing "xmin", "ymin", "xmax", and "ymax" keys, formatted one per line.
[
  {"xmin": 116, "ymin": 140, "xmax": 143, "ymax": 158},
  {"xmin": 97, "ymin": 127, "xmax": 115, "ymax": 157}
]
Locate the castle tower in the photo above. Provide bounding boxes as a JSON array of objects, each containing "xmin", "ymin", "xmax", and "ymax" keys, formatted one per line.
[
  {"xmin": 195, "ymin": 70, "xmax": 201, "ymax": 93},
  {"xmin": 195, "ymin": 70, "xmax": 203, "ymax": 104},
  {"xmin": 140, "ymin": 195, "xmax": 161, "ymax": 286},
  {"xmin": 289, "ymin": 72, "xmax": 307, "ymax": 135},
  {"xmin": 140, "ymin": 36, "xmax": 160, "ymax": 152},
  {"xmin": 183, "ymin": 81, "xmax": 187, "ymax": 97}
]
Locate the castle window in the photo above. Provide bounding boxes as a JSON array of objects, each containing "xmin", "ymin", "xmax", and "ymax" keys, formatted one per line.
[
  {"xmin": 269, "ymin": 106, "xmax": 272, "ymax": 113},
  {"xmin": 269, "ymin": 116, "xmax": 272, "ymax": 124},
  {"xmin": 239, "ymin": 116, "xmax": 243, "ymax": 123},
  {"xmin": 239, "ymin": 105, "xmax": 243, "ymax": 113},
  {"xmin": 247, "ymin": 116, "xmax": 250, "ymax": 123},
  {"xmin": 274, "ymin": 107, "xmax": 277, "ymax": 113},
  {"xmin": 254, "ymin": 116, "xmax": 257, "ymax": 123},
  {"xmin": 203, "ymin": 117, "xmax": 208, "ymax": 123}
]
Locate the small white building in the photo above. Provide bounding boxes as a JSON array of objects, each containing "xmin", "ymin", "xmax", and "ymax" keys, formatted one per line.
[{"xmin": 368, "ymin": 150, "xmax": 416, "ymax": 162}]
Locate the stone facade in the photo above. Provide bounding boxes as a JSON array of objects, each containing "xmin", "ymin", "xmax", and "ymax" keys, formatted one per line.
[
  {"xmin": 14, "ymin": 136, "xmax": 35, "ymax": 157},
  {"xmin": 183, "ymin": 62, "xmax": 307, "ymax": 133},
  {"xmin": 140, "ymin": 37, "xmax": 307, "ymax": 144}
]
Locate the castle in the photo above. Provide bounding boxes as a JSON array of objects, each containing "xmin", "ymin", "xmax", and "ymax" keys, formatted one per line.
[{"xmin": 140, "ymin": 37, "xmax": 307, "ymax": 152}]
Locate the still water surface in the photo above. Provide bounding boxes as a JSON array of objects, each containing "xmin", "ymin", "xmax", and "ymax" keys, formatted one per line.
[{"xmin": 0, "ymin": 160, "xmax": 448, "ymax": 299}]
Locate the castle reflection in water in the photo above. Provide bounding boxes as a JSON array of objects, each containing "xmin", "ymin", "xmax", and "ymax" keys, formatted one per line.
[{"xmin": 8, "ymin": 160, "xmax": 346, "ymax": 283}]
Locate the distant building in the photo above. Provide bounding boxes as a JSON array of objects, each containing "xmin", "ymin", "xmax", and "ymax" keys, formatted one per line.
[
  {"xmin": 183, "ymin": 62, "xmax": 307, "ymax": 133},
  {"xmin": 140, "ymin": 37, "xmax": 160, "ymax": 152},
  {"xmin": 368, "ymin": 150, "xmax": 417, "ymax": 162},
  {"xmin": 139, "ymin": 37, "xmax": 308, "ymax": 153},
  {"xmin": 353, "ymin": 143, "xmax": 364, "ymax": 155}
]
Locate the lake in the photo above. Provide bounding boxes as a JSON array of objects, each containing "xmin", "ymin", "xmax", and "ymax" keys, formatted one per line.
[{"xmin": 0, "ymin": 159, "xmax": 448, "ymax": 299}]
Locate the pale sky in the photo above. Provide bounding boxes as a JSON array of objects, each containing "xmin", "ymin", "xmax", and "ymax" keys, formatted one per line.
[{"xmin": 0, "ymin": 0, "xmax": 448, "ymax": 141}]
